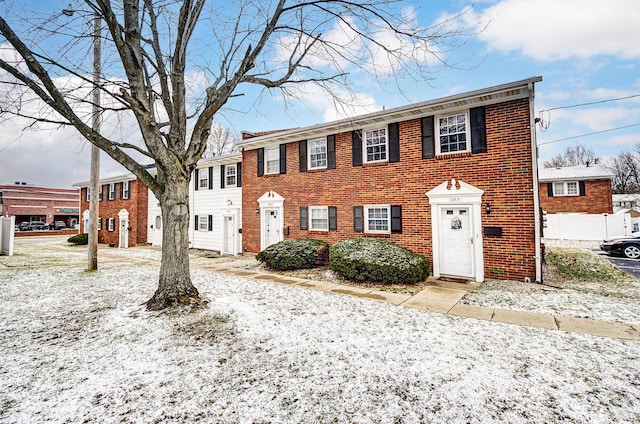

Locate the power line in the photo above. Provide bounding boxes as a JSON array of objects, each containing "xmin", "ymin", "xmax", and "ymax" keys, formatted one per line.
[
  {"xmin": 538, "ymin": 123, "xmax": 640, "ymax": 146},
  {"xmin": 539, "ymin": 93, "xmax": 640, "ymax": 113}
]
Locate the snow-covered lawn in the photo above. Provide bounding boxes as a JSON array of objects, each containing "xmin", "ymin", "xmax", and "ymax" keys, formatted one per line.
[{"xmin": 1, "ymin": 241, "xmax": 640, "ymax": 423}]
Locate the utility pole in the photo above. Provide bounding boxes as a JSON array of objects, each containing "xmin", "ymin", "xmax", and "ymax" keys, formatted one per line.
[
  {"xmin": 63, "ymin": 7, "xmax": 101, "ymax": 270},
  {"xmin": 88, "ymin": 12, "xmax": 101, "ymax": 271}
]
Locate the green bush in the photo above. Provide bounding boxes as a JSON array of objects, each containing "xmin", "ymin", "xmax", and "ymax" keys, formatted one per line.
[
  {"xmin": 67, "ymin": 233, "xmax": 88, "ymax": 245},
  {"xmin": 256, "ymin": 238, "xmax": 329, "ymax": 271},
  {"xmin": 330, "ymin": 238, "xmax": 429, "ymax": 284}
]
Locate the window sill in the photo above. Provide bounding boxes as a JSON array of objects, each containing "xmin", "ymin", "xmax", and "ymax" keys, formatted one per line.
[
  {"xmin": 363, "ymin": 233, "xmax": 391, "ymax": 238},
  {"xmin": 362, "ymin": 161, "xmax": 389, "ymax": 168},
  {"xmin": 436, "ymin": 151, "xmax": 472, "ymax": 160}
]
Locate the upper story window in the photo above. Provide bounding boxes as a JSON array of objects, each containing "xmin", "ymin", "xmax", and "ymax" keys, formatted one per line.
[
  {"xmin": 266, "ymin": 146, "xmax": 280, "ymax": 174},
  {"xmin": 364, "ymin": 128, "xmax": 387, "ymax": 163},
  {"xmin": 437, "ymin": 112, "xmax": 469, "ymax": 155},
  {"xmin": 365, "ymin": 205, "xmax": 390, "ymax": 234},
  {"xmin": 121, "ymin": 181, "xmax": 130, "ymax": 199},
  {"xmin": 108, "ymin": 183, "xmax": 116, "ymax": 200},
  {"xmin": 86, "ymin": 187, "xmax": 91, "ymax": 202},
  {"xmin": 226, "ymin": 164, "xmax": 237, "ymax": 187},
  {"xmin": 198, "ymin": 169, "xmax": 209, "ymax": 188},
  {"xmin": 97, "ymin": 185, "xmax": 103, "ymax": 201},
  {"xmin": 553, "ymin": 181, "xmax": 578, "ymax": 196},
  {"xmin": 308, "ymin": 138, "xmax": 327, "ymax": 169},
  {"xmin": 309, "ymin": 206, "xmax": 329, "ymax": 231}
]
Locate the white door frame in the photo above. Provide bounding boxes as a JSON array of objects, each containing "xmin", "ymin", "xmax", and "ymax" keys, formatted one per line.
[
  {"xmin": 257, "ymin": 191, "xmax": 284, "ymax": 251},
  {"xmin": 152, "ymin": 215, "xmax": 162, "ymax": 247},
  {"xmin": 117, "ymin": 208, "xmax": 130, "ymax": 249},
  {"xmin": 82, "ymin": 210, "xmax": 90, "ymax": 233},
  {"xmin": 221, "ymin": 209, "xmax": 242, "ymax": 255},
  {"xmin": 427, "ymin": 179, "xmax": 484, "ymax": 282}
]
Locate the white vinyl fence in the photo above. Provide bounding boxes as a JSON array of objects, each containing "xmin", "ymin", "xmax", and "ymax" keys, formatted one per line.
[
  {"xmin": 544, "ymin": 213, "xmax": 632, "ymax": 241},
  {"xmin": 0, "ymin": 216, "xmax": 15, "ymax": 256}
]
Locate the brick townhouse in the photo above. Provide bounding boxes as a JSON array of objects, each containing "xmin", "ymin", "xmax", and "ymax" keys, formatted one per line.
[
  {"xmin": 76, "ymin": 174, "xmax": 149, "ymax": 247},
  {"xmin": 538, "ymin": 165, "xmax": 613, "ymax": 214},
  {"xmin": 238, "ymin": 77, "xmax": 544, "ymax": 283}
]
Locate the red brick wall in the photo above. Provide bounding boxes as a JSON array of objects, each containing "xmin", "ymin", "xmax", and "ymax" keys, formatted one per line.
[
  {"xmin": 242, "ymin": 98, "xmax": 538, "ymax": 281},
  {"xmin": 539, "ymin": 180, "xmax": 613, "ymax": 214},
  {"xmin": 80, "ymin": 180, "xmax": 148, "ymax": 247}
]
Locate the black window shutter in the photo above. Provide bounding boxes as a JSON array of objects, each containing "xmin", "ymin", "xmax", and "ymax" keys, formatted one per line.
[
  {"xmin": 300, "ymin": 207, "xmax": 308, "ymax": 230},
  {"xmin": 99, "ymin": 185, "xmax": 103, "ymax": 201},
  {"xmin": 329, "ymin": 206, "xmax": 337, "ymax": 231},
  {"xmin": 579, "ymin": 181, "xmax": 586, "ymax": 196},
  {"xmin": 391, "ymin": 205, "xmax": 402, "ymax": 233},
  {"xmin": 237, "ymin": 162, "xmax": 242, "ymax": 187},
  {"xmin": 119, "ymin": 182, "xmax": 123, "ymax": 199},
  {"xmin": 299, "ymin": 140, "xmax": 307, "ymax": 172},
  {"xmin": 194, "ymin": 171, "xmax": 199, "ymax": 191},
  {"xmin": 85, "ymin": 188, "xmax": 89, "ymax": 202},
  {"xmin": 353, "ymin": 206, "xmax": 364, "ymax": 232},
  {"xmin": 220, "ymin": 165, "xmax": 225, "ymax": 189},
  {"xmin": 208, "ymin": 167, "xmax": 214, "ymax": 190},
  {"xmin": 194, "ymin": 215, "xmax": 199, "ymax": 230},
  {"xmin": 208, "ymin": 215, "xmax": 213, "ymax": 231},
  {"xmin": 547, "ymin": 183, "xmax": 554, "ymax": 197},
  {"xmin": 327, "ymin": 135, "xmax": 336, "ymax": 169},
  {"xmin": 352, "ymin": 130, "xmax": 363, "ymax": 166},
  {"xmin": 257, "ymin": 148, "xmax": 264, "ymax": 177},
  {"xmin": 421, "ymin": 116, "xmax": 435, "ymax": 159},
  {"xmin": 279, "ymin": 144, "xmax": 287, "ymax": 174},
  {"xmin": 470, "ymin": 106, "xmax": 487, "ymax": 154},
  {"xmin": 388, "ymin": 122, "xmax": 400, "ymax": 163}
]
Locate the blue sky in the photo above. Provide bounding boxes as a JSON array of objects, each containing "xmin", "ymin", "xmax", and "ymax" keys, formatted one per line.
[{"xmin": 0, "ymin": 0, "xmax": 639, "ymax": 188}]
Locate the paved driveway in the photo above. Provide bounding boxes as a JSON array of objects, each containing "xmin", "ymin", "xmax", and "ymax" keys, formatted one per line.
[{"xmin": 600, "ymin": 253, "xmax": 640, "ymax": 279}]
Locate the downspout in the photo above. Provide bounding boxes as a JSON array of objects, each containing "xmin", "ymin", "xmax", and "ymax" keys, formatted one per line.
[{"xmin": 529, "ymin": 80, "xmax": 543, "ymax": 283}]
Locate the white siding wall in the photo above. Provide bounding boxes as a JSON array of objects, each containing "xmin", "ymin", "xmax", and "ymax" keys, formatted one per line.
[
  {"xmin": 147, "ymin": 189, "xmax": 162, "ymax": 246},
  {"xmin": 189, "ymin": 162, "xmax": 243, "ymax": 254}
]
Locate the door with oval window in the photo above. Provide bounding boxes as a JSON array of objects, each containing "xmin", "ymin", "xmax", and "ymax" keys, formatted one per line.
[
  {"xmin": 439, "ymin": 206, "xmax": 473, "ymax": 277},
  {"xmin": 153, "ymin": 215, "xmax": 162, "ymax": 246}
]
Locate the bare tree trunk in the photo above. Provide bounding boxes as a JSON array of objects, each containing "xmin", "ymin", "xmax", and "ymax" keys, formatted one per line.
[{"xmin": 146, "ymin": 173, "xmax": 200, "ymax": 310}]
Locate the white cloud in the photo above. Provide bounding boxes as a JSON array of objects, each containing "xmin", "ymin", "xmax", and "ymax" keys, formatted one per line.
[{"xmin": 467, "ymin": 0, "xmax": 640, "ymax": 61}]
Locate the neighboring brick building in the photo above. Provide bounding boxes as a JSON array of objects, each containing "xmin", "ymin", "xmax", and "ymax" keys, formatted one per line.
[
  {"xmin": 0, "ymin": 183, "xmax": 79, "ymax": 227},
  {"xmin": 539, "ymin": 165, "xmax": 613, "ymax": 214},
  {"xmin": 238, "ymin": 77, "xmax": 543, "ymax": 283},
  {"xmin": 76, "ymin": 174, "xmax": 149, "ymax": 247}
]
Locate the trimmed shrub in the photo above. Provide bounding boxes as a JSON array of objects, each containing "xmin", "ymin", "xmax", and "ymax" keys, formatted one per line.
[
  {"xmin": 330, "ymin": 238, "xmax": 429, "ymax": 284},
  {"xmin": 256, "ymin": 238, "xmax": 329, "ymax": 271},
  {"xmin": 67, "ymin": 233, "xmax": 88, "ymax": 245}
]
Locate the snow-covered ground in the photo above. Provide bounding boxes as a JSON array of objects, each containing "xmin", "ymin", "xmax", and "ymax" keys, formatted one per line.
[{"xmin": 1, "ymin": 240, "xmax": 640, "ymax": 423}]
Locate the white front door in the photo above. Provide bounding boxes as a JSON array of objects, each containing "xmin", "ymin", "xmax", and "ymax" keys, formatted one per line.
[
  {"xmin": 153, "ymin": 215, "xmax": 162, "ymax": 246},
  {"xmin": 439, "ymin": 206, "xmax": 473, "ymax": 277},
  {"xmin": 223, "ymin": 215, "xmax": 235, "ymax": 255},
  {"xmin": 264, "ymin": 208, "xmax": 280, "ymax": 248},
  {"xmin": 119, "ymin": 218, "xmax": 129, "ymax": 248}
]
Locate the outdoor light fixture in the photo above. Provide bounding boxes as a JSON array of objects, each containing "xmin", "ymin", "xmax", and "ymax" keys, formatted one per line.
[
  {"xmin": 226, "ymin": 199, "xmax": 233, "ymax": 206},
  {"xmin": 485, "ymin": 203, "xmax": 491, "ymax": 215},
  {"xmin": 255, "ymin": 208, "xmax": 260, "ymax": 215}
]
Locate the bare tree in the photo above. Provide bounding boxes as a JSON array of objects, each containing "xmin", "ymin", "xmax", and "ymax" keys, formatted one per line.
[
  {"xmin": 202, "ymin": 124, "xmax": 240, "ymax": 158},
  {"xmin": 543, "ymin": 144, "xmax": 600, "ymax": 168},
  {"xmin": 0, "ymin": 1, "xmax": 476, "ymax": 310},
  {"xmin": 606, "ymin": 144, "xmax": 640, "ymax": 194}
]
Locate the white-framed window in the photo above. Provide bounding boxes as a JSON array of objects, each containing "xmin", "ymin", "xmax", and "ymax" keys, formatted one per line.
[
  {"xmin": 122, "ymin": 181, "xmax": 130, "ymax": 199},
  {"xmin": 198, "ymin": 215, "xmax": 209, "ymax": 231},
  {"xmin": 98, "ymin": 185, "xmax": 102, "ymax": 201},
  {"xmin": 226, "ymin": 164, "xmax": 237, "ymax": 187},
  {"xmin": 553, "ymin": 181, "xmax": 579, "ymax": 196},
  {"xmin": 108, "ymin": 183, "xmax": 116, "ymax": 200},
  {"xmin": 86, "ymin": 187, "xmax": 91, "ymax": 202},
  {"xmin": 365, "ymin": 205, "xmax": 390, "ymax": 234},
  {"xmin": 309, "ymin": 206, "xmax": 329, "ymax": 231},
  {"xmin": 437, "ymin": 112, "xmax": 469, "ymax": 155},
  {"xmin": 266, "ymin": 146, "xmax": 280, "ymax": 174},
  {"xmin": 97, "ymin": 217, "xmax": 102, "ymax": 230},
  {"xmin": 308, "ymin": 138, "xmax": 327, "ymax": 169},
  {"xmin": 107, "ymin": 218, "xmax": 115, "ymax": 231},
  {"xmin": 364, "ymin": 128, "xmax": 387, "ymax": 163},
  {"xmin": 198, "ymin": 169, "xmax": 209, "ymax": 188}
]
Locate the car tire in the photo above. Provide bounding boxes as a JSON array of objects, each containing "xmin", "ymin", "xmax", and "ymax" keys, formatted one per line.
[{"xmin": 622, "ymin": 245, "xmax": 640, "ymax": 259}]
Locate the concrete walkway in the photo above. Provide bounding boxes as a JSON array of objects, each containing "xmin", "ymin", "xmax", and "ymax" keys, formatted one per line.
[{"xmin": 201, "ymin": 257, "xmax": 640, "ymax": 342}]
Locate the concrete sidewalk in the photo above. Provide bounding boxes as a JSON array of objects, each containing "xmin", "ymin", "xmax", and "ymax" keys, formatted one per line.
[{"xmin": 204, "ymin": 258, "xmax": 640, "ymax": 342}]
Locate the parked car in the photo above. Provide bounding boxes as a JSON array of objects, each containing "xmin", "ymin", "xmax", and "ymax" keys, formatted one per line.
[
  {"xmin": 600, "ymin": 233, "xmax": 640, "ymax": 259},
  {"xmin": 19, "ymin": 222, "xmax": 31, "ymax": 231},
  {"xmin": 50, "ymin": 221, "xmax": 67, "ymax": 230},
  {"xmin": 28, "ymin": 221, "xmax": 47, "ymax": 231}
]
